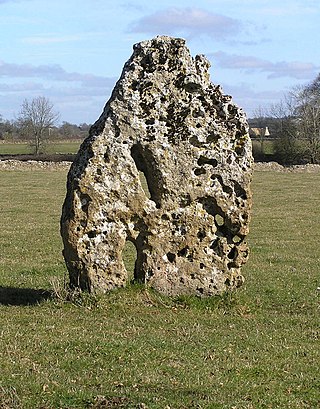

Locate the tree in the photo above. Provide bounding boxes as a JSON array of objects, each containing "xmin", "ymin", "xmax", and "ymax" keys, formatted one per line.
[
  {"xmin": 0, "ymin": 116, "xmax": 16, "ymax": 140},
  {"xmin": 59, "ymin": 121, "xmax": 83, "ymax": 139},
  {"xmin": 18, "ymin": 96, "xmax": 59, "ymax": 155},
  {"xmin": 293, "ymin": 76, "xmax": 320, "ymax": 163},
  {"xmin": 268, "ymin": 73, "xmax": 320, "ymax": 164},
  {"xmin": 269, "ymin": 98, "xmax": 301, "ymax": 164}
]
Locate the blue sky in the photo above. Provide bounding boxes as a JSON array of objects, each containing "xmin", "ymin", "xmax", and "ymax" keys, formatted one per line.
[{"xmin": 0, "ymin": 0, "xmax": 319, "ymax": 124}]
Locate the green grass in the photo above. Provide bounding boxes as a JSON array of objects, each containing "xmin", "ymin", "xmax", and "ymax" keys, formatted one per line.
[
  {"xmin": 0, "ymin": 140, "xmax": 81, "ymax": 155},
  {"xmin": 252, "ymin": 139, "xmax": 275, "ymax": 155},
  {"xmin": 0, "ymin": 169, "xmax": 319, "ymax": 408}
]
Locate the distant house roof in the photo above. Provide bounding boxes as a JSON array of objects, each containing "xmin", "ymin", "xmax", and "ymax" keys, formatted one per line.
[{"xmin": 249, "ymin": 127, "xmax": 270, "ymax": 137}]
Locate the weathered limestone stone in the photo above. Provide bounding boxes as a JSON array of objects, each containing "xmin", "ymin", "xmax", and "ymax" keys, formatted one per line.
[{"xmin": 61, "ymin": 36, "xmax": 253, "ymax": 296}]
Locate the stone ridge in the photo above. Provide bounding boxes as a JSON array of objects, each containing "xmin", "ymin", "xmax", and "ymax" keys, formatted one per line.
[{"xmin": 60, "ymin": 35, "xmax": 253, "ymax": 296}]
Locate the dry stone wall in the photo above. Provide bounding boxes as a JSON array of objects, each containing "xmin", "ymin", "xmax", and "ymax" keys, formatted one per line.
[{"xmin": 60, "ymin": 36, "xmax": 253, "ymax": 296}]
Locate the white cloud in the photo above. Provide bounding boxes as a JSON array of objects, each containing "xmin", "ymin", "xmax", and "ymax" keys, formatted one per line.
[
  {"xmin": 210, "ymin": 51, "xmax": 320, "ymax": 80},
  {"xmin": 0, "ymin": 61, "xmax": 117, "ymax": 123},
  {"xmin": 0, "ymin": 61, "xmax": 116, "ymax": 88},
  {"xmin": 0, "ymin": 82, "xmax": 44, "ymax": 92},
  {"xmin": 129, "ymin": 7, "xmax": 242, "ymax": 41}
]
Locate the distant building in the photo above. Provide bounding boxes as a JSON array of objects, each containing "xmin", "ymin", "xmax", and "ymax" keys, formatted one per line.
[{"xmin": 249, "ymin": 126, "xmax": 270, "ymax": 138}]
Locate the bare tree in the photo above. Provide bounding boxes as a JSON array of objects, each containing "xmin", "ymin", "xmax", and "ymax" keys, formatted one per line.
[
  {"xmin": 269, "ymin": 98, "xmax": 300, "ymax": 164},
  {"xmin": 268, "ymin": 74, "xmax": 320, "ymax": 164},
  {"xmin": 291, "ymin": 79, "xmax": 320, "ymax": 163},
  {"xmin": 18, "ymin": 96, "xmax": 59, "ymax": 155}
]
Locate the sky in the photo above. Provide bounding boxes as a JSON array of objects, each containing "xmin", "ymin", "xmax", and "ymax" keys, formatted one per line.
[{"xmin": 0, "ymin": 0, "xmax": 319, "ymax": 124}]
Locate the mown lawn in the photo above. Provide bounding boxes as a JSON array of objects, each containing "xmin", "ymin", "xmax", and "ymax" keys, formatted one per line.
[{"xmin": 0, "ymin": 168, "xmax": 319, "ymax": 409}]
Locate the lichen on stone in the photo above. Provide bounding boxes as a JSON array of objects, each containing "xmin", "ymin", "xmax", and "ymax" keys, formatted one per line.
[{"xmin": 60, "ymin": 35, "xmax": 253, "ymax": 296}]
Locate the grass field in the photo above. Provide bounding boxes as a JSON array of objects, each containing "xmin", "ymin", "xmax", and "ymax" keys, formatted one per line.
[
  {"xmin": 0, "ymin": 140, "xmax": 81, "ymax": 155},
  {"xmin": 0, "ymin": 168, "xmax": 319, "ymax": 408}
]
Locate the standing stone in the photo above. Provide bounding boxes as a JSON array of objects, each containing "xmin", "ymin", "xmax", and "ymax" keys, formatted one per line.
[{"xmin": 61, "ymin": 36, "xmax": 253, "ymax": 296}]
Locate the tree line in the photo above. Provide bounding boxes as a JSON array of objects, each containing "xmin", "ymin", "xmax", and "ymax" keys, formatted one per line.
[
  {"xmin": 251, "ymin": 73, "xmax": 320, "ymax": 164},
  {"xmin": 0, "ymin": 96, "xmax": 91, "ymax": 155}
]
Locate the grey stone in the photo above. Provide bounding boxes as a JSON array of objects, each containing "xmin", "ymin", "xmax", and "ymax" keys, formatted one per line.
[{"xmin": 60, "ymin": 36, "xmax": 253, "ymax": 296}]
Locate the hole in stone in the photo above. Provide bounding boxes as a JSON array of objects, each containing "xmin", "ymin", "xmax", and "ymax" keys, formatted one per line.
[
  {"xmin": 228, "ymin": 247, "xmax": 237, "ymax": 260},
  {"xmin": 233, "ymin": 180, "xmax": 247, "ymax": 200},
  {"xmin": 197, "ymin": 287, "xmax": 204, "ymax": 294},
  {"xmin": 180, "ymin": 194, "xmax": 192, "ymax": 206},
  {"xmin": 210, "ymin": 238, "xmax": 224, "ymax": 257},
  {"xmin": 131, "ymin": 80, "xmax": 139, "ymax": 91},
  {"xmin": 222, "ymin": 185, "xmax": 233, "ymax": 195},
  {"xmin": 189, "ymin": 136, "xmax": 204, "ymax": 147},
  {"xmin": 197, "ymin": 156, "xmax": 218, "ymax": 167},
  {"xmin": 97, "ymin": 168, "xmax": 102, "ymax": 176},
  {"xmin": 167, "ymin": 252, "xmax": 176, "ymax": 263},
  {"xmin": 104, "ymin": 150, "xmax": 110, "ymax": 162},
  {"xmin": 194, "ymin": 167, "xmax": 206, "ymax": 176},
  {"xmin": 197, "ymin": 95, "xmax": 206, "ymax": 103},
  {"xmin": 161, "ymin": 214, "xmax": 170, "ymax": 220},
  {"xmin": 177, "ymin": 225, "xmax": 187, "ymax": 235},
  {"xmin": 198, "ymin": 196, "xmax": 222, "ymax": 218},
  {"xmin": 80, "ymin": 193, "xmax": 91, "ymax": 213},
  {"xmin": 145, "ymin": 118, "xmax": 155, "ymax": 126},
  {"xmin": 123, "ymin": 240, "xmax": 137, "ymax": 283},
  {"xmin": 200, "ymin": 263, "xmax": 205, "ymax": 269},
  {"xmin": 207, "ymin": 133, "xmax": 220, "ymax": 143},
  {"xmin": 87, "ymin": 231, "xmax": 96, "ymax": 239},
  {"xmin": 187, "ymin": 254, "xmax": 194, "ymax": 262},
  {"xmin": 210, "ymin": 174, "xmax": 223, "ymax": 182},
  {"xmin": 225, "ymin": 278, "xmax": 231, "ymax": 286},
  {"xmin": 210, "ymin": 238, "xmax": 219, "ymax": 250},
  {"xmin": 235, "ymin": 146, "xmax": 244, "ymax": 156},
  {"xmin": 190, "ymin": 273, "xmax": 196, "ymax": 279},
  {"xmin": 197, "ymin": 229, "xmax": 206, "ymax": 241},
  {"xmin": 131, "ymin": 143, "xmax": 162, "ymax": 207},
  {"xmin": 147, "ymin": 269, "xmax": 154, "ymax": 278},
  {"xmin": 178, "ymin": 247, "xmax": 188, "ymax": 257}
]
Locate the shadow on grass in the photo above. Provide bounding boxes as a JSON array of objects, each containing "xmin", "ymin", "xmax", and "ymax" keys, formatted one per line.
[{"xmin": 0, "ymin": 286, "xmax": 52, "ymax": 306}]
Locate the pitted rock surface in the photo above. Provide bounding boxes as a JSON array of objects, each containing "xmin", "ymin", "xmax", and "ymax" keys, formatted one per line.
[{"xmin": 61, "ymin": 36, "xmax": 253, "ymax": 296}]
